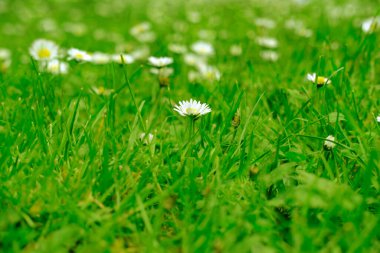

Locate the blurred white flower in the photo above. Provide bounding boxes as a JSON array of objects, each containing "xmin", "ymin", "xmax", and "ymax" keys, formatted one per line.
[
  {"xmin": 377, "ymin": 116, "xmax": 380, "ymax": 123},
  {"xmin": 148, "ymin": 56, "xmax": 173, "ymax": 67},
  {"xmin": 0, "ymin": 48, "xmax": 11, "ymax": 60},
  {"xmin": 139, "ymin": 132, "xmax": 154, "ymax": 144},
  {"xmin": 230, "ymin": 45, "xmax": 242, "ymax": 56},
  {"xmin": 307, "ymin": 73, "xmax": 331, "ymax": 87},
  {"xmin": 168, "ymin": 43, "xmax": 187, "ymax": 54},
  {"xmin": 191, "ymin": 41, "xmax": 214, "ymax": 56},
  {"xmin": 198, "ymin": 64, "xmax": 221, "ymax": 81},
  {"xmin": 130, "ymin": 22, "xmax": 151, "ymax": 37},
  {"xmin": 111, "ymin": 54, "xmax": 134, "ymax": 64},
  {"xmin": 184, "ymin": 53, "xmax": 206, "ymax": 67},
  {"xmin": 187, "ymin": 11, "xmax": 201, "ymax": 23},
  {"xmin": 256, "ymin": 37, "xmax": 278, "ymax": 49},
  {"xmin": 0, "ymin": 48, "xmax": 11, "ymax": 72},
  {"xmin": 188, "ymin": 71, "xmax": 201, "ymax": 82},
  {"xmin": 324, "ymin": 135, "xmax": 336, "ymax": 150},
  {"xmin": 150, "ymin": 67, "xmax": 174, "ymax": 76},
  {"xmin": 362, "ymin": 17, "xmax": 380, "ymax": 33},
  {"xmin": 45, "ymin": 59, "xmax": 69, "ymax": 74},
  {"xmin": 63, "ymin": 22, "xmax": 87, "ymax": 36},
  {"xmin": 91, "ymin": 52, "xmax": 111, "ymax": 64},
  {"xmin": 150, "ymin": 67, "xmax": 174, "ymax": 87},
  {"xmin": 67, "ymin": 48, "xmax": 92, "ymax": 62},
  {"xmin": 136, "ymin": 31, "xmax": 156, "ymax": 43},
  {"xmin": 260, "ymin": 50, "xmax": 279, "ymax": 61},
  {"xmin": 92, "ymin": 86, "xmax": 113, "ymax": 96},
  {"xmin": 29, "ymin": 39, "xmax": 59, "ymax": 61},
  {"xmin": 130, "ymin": 22, "xmax": 156, "ymax": 42},
  {"xmin": 174, "ymin": 99, "xmax": 211, "ymax": 117},
  {"xmin": 254, "ymin": 18, "xmax": 276, "ymax": 29},
  {"xmin": 130, "ymin": 47, "xmax": 150, "ymax": 60}
]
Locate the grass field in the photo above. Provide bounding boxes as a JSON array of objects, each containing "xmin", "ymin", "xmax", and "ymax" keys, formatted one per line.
[{"xmin": 1, "ymin": 0, "xmax": 380, "ymax": 252}]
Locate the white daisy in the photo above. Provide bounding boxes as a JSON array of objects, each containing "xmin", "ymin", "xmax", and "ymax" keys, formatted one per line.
[
  {"xmin": 183, "ymin": 53, "xmax": 206, "ymax": 67},
  {"xmin": 254, "ymin": 18, "xmax": 276, "ymax": 29},
  {"xmin": 324, "ymin": 135, "xmax": 336, "ymax": 150},
  {"xmin": 362, "ymin": 17, "xmax": 380, "ymax": 33},
  {"xmin": 230, "ymin": 45, "xmax": 242, "ymax": 56},
  {"xmin": 191, "ymin": 41, "xmax": 214, "ymax": 56},
  {"xmin": 256, "ymin": 37, "xmax": 278, "ymax": 49},
  {"xmin": 130, "ymin": 47, "xmax": 150, "ymax": 60},
  {"xmin": 46, "ymin": 59, "xmax": 69, "ymax": 74},
  {"xmin": 67, "ymin": 48, "xmax": 92, "ymax": 62},
  {"xmin": 198, "ymin": 64, "xmax": 221, "ymax": 81},
  {"xmin": 91, "ymin": 52, "xmax": 111, "ymax": 64},
  {"xmin": 111, "ymin": 54, "xmax": 134, "ymax": 64},
  {"xmin": 260, "ymin": 50, "xmax": 279, "ymax": 62},
  {"xmin": 148, "ymin": 56, "xmax": 173, "ymax": 67},
  {"xmin": 168, "ymin": 43, "xmax": 187, "ymax": 54},
  {"xmin": 174, "ymin": 99, "xmax": 212, "ymax": 118},
  {"xmin": 139, "ymin": 132, "xmax": 154, "ymax": 145},
  {"xmin": 92, "ymin": 86, "xmax": 113, "ymax": 96},
  {"xmin": 150, "ymin": 67, "xmax": 174, "ymax": 76},
  {"xmin": 0, "ymin": 48, "xmax": 11, "ymax": 72},
  {"xmin": 29, "ymin": 39, "xmax": 59, "ymax": 61},
  {"xmin": 0, "ymin": 48, "xmax": 11, "ymax": 60},
  {"xmin": 130, "ymin": 22, "xmax": 151, "ymax": 37},
  {"xmin": 307, "ymin": 73, "xmax": 331, "ymax": 87}
]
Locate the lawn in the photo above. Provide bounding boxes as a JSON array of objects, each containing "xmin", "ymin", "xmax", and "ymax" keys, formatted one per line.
[{"xmin": 0, "ymin": 0, "xmax": 379, "ymax": 252}]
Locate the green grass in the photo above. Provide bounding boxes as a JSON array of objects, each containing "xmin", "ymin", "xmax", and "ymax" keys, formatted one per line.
[{"xmin": 1, "ymin": 0, "xmax": 380, "ymax": 252}]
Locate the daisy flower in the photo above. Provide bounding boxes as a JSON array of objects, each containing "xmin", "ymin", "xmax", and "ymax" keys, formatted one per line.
[
  {"xmin": 168, "ymin": 43, "xmax": 187, "ymax": 54},
  {"xmin": 174, "ymin": 99, "xmax": 211, "ymax": 118},
  {"xmin": 139, "ymin": 132, "xmax": 154, "ymax": 145},
  {"xmin": 198, "ymin": 64, "xmax": 221, "ymax": 81},
  {"xmin": 260, "ymin": 50, "xmax": 279, "ymax": 62},
  {"xmin": 92, "ymin": 86, "xmax": 113, "ymax": 96},
  {"xmin": 67, "ymin": 48, "xmax": 92, "ymax": 62},
  {"xmin": 130, "ymin": 22, "xmax": 156, "ymax": 43},
  {"xmin": 307, "ymin": 73, "xmax": 331, "ymax": 87},
  {"xmin": 362, "ymin": 17, "xmax": 380, "ymax": 33},
  {"xmin": 46, "ymin": 59, "xmax": 69, "ymax": 74},
  {"xmin": 0, "ymin": 48, "xmax": 11, "ymax": 73},
  {"xmin": 324, "ymin": 135, "xmax": 336, "ymax": 150},
  {"xmin": 256, "ymin": 37, "xmax": 278, "ymax": 49},
  {"xmin": 130, "ymin": 47, "xmax": 150, "ymax": 60},
  {"xmin": 130, "ymin": 22, "xmax": 151, "ymax": 37},
  {"xmin": 183, "ymin": 53, "xmax": 206, "ymax": 67},
  {"xmin": 191, "ymin": 41, "xmax": 214, "ymax": 56},
  {"xmin": 254, "ymin": 18, "xmax": 276, "ymax": 29},
  {"xmin": 230, "ymin": 45, "xmax": 242, "ymax": 56},
  {"xmin": 148, "ymin": 56, "xmax": 173, "ymax": 67},
  {"xmin": 151, "ymin": 67, "xmax": 174, "ymax": 87},
  {"xmin": 91, "ymin": 52, "xmax": 111, "ymax": 64},
  {"xmin": 111, "ymin": 54, "xmax": 134, "ymax": 64},
  {"xmin": 29, "ymin": 39, "xmax": 59, "ymax": 61}
]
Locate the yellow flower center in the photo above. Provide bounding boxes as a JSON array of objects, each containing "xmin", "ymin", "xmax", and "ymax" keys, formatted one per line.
[
  {"xmin": 317, "ymin": 76, "xmax": 327, "ymax": 84},
  {"xmin": 75, "ymin": 53, "xmax": 84, "ymax": 59},
  {"xmin": 97, "ymin": 86, "xmax": 105, "ymax": 94},
  {"xmin": 37, "ymin": 48, "xmax": 51, "ymax": 59},
  {"xmin": 186, "ymin": 107, "xmax": 198, "ymax": 115}
]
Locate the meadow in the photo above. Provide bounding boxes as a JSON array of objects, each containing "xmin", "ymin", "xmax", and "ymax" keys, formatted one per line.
[{"xmin": 0, "ymin": 0, "xmax": 380, "ymax": 252}]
